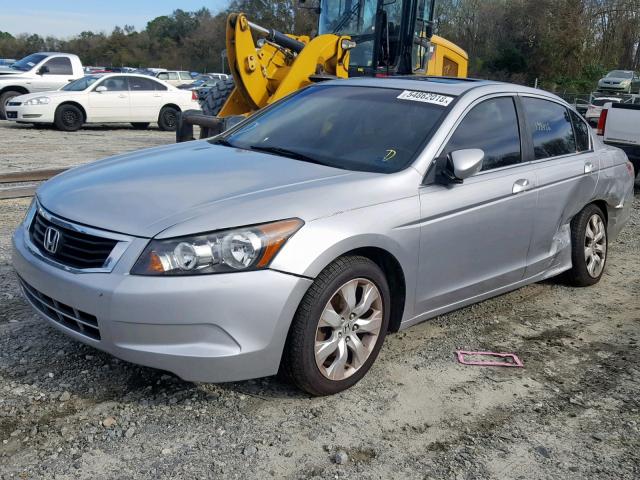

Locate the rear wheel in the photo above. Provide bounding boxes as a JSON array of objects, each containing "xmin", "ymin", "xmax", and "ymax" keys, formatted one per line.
[
  {"xmin": 565, "ymin": 204, "xmax": 607, "ymax": 287},
  {"xmin": 282, "ymin": 256, "xmax": 390, "ymax": 396},
  {"xmin": 200, "ymin": 77, "xmax": 235, "ymax": 117},
  {"xmin": 54, "ymin": 104, "xmax": 84, "ymax": 131},
  {"xmin": 0, "ymin": 90, "xmax": 22, "ymax": 120},
  {"xmin": 131, "ymin": 122, "xmax": 150, "ymax": 130},
  {"xmin": 158, "ymin": 106, "xmax": 179, "ymax": 131}
]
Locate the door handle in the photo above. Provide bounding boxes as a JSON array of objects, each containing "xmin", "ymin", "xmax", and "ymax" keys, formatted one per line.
[
  {"xmin": 118, "ymin": 94, "xmax": 127, "ymax": 99},
  {"xmin": 584, "ymin": 161, "xmax": 594, "ymax": 174},
  {"xmin": 512, "ymin": 178, "xmax": 531, "ymax": 194}
]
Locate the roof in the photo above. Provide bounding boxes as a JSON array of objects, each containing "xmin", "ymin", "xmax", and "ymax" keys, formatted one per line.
[{"xmin": 322, "ymin": 76, "xmax": 566, "ymax": 103}]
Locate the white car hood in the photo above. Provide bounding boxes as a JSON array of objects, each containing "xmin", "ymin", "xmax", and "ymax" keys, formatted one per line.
[{"xmin": 14, "ymin": 90, "xmax": 84, "ymax": 102}]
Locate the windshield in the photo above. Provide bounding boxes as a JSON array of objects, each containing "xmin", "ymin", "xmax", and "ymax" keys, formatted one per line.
[
  {"xmin": 62, "ymin": 75, "xmax": 101, "ymax": 91},
  {"xmin": 217, "ymin": 85, "xmax": 449, "ymax": 174},
  {"xmin": 607, "ymin": 70, "xmax": 633, "ymax": 79},
  {"xmin": 10, "ymin": 53, "xmax": 48, "ymax": 72}
]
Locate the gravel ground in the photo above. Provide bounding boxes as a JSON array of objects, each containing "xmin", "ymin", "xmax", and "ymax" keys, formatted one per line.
[
  {"xmin": 0, "ymin": 121, "xmax": 639, "ymax": 479},
  {"xmin": 0, "ymin": 121, "xmax": 178, "ymax": 174}
]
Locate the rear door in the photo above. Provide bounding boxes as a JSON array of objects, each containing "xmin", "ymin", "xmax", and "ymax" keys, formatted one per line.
[
  {"xmin": 128, "ymin": 76, "xmax": 168, "ymax": 122},
  {"xmin": 416, "ymin": 95, "xmax": 537, "ymax": 315},
  {"xmin": 521, "ymin": 96, "xmax": 599, "ymax": 278},
  {"xmin": 87, "ymin": 76, "xmax": 130, "ymax": 122}
]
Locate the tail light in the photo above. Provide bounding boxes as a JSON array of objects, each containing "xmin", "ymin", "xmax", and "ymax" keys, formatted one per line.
[
  {"xmin": 596, "ymin": 108, "xmax": 608, "ymax": 136},
  {"xmin": 191, "ymin": 90, "xmax": 198, "ymax": 101},
  {"xmin": 627, "ymin": 161, "xmax": 636, "ymax": 178}
]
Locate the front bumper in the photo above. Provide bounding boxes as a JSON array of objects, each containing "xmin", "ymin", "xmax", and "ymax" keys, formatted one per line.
[
  {"xmin": 12, "ymin": 226, "xmax": 312, "ymax": 382},
  {"xmin": 5, "ymin": 104, "xmax": 54, "ymax": 123}
]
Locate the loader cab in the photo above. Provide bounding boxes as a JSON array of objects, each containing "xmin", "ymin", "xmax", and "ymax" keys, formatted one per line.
[{"xmin": 318, "ymin": 0, "xmax": 434, "ymax": 76}]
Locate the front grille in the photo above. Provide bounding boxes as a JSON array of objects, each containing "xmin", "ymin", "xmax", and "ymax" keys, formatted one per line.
[
  {"xmin": 7, "ymin": 101, "xmax": 21, "ymax": 106},
  {"xmin": 30, "ymin": 211, "xmax": 118, "ymax": 270},
  {"xmin": 19, "ymin": 277, "xmax": 101, "ymax": 340}
]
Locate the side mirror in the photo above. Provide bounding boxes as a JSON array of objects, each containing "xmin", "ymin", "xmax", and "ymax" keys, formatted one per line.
[
  {"xmin": 95, "ymin": 86, "xmax": 107, "ymax": 93},
  {"xmin": 447, "ymin": 149, "xmax": 484, "ymax": 182},
  {"xmin": 37, "ymin": 65, "xmax": 50, "ymax": 75}
]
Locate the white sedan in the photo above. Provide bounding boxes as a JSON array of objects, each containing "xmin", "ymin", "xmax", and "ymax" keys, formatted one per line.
[{"xmin": 5, "ymin": 74, "xmax": 201, "ymax": 131}]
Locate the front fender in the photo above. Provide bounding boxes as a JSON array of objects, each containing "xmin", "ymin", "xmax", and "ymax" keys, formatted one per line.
[{"xmin": 270, "ymin": 195, "xmax": 421, "ymax": 321}]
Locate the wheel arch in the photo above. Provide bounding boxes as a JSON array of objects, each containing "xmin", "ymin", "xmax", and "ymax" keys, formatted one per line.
[
  {"xmin": 343, "ymin": 247, "xmax": 407, "ymax": 333},
  {"xmin": 56, "ymin": 101, "xmax": 87, "ymax": 122},
  {"xmin": 0, "ymin": 85, "xmax": 29, "ymax": 95},
  {"xmin": 161, "ymin": 103, "xmax": 181, "ymax": 112}
]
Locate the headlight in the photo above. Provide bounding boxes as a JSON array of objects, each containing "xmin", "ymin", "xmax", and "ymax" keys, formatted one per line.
[
  {"xmin": 620, "ymin": 80, "xmax": 631, "ymax": 85},
  {"xmin": 24, "ymin": 97, "xmax": 50, "ymax": 105},
  {"xmin": 131, "ymin": 218, "xmax": 304, "ymax": 276}
]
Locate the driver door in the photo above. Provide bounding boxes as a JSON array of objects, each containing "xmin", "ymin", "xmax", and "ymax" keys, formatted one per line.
[
  {"xmin": 31, "ymin": 57, "xmax": 75, "ymax": 92},
  {"xmin": 87, "ymin": 76, "xmax": 131, "ymax": 122},
  {"xmin": 415, "ymin": 95, "xmax": 537, "ymax": 316}
]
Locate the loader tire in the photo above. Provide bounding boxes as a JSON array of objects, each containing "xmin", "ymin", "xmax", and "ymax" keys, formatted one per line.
[{"xmin": 200, "ymin": 77, "xmax": 235, "ymax": 117}]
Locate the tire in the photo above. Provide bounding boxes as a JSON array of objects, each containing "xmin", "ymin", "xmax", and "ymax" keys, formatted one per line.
[
  {"xmin": 565, "ymin": 204, "xmax": 608, "ymax": 287},
  {"xmin": 282, "ymin": 255, "xmax": 390, "ymax": 396},
  {"xmin": 0, "ymin": 90, "xmax": 22, "ymax": 120},
  {"xmin": 200, "ymin": 77, "xmax": 235, "ymax": 117},
  {"xmin": 54, "ymin": 104, "xmax": 84, "ymax": 131},
  {"xmin": 131, "ymin": 122, "xmax": 150, "ymax": 130},
  {"xmin": 158, "ymin": 106, "xmax": 179, "ymax": 131}
]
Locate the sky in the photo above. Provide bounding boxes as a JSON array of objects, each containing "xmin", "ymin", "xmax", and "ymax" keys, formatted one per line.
[{"xmin": 0, "ymin": 1, "xmax": 231, "ymax": 38}]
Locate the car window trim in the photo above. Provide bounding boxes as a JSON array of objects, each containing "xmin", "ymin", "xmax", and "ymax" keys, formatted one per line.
[
  {"xmin": 424, "ymin": 93, "xmax": 527, "ymax": 183},
  {"xmin": 517, "ymin": 93, "xmax": 594, "ymax": 161}
]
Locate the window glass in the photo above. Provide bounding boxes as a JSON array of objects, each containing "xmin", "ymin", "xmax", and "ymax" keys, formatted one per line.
[
  {"xmin": 129, "ymin": 76, "xmax": 167, "ymax": 91},
  {"xmin": 570, "ymin": 110, "xmax": 590, "ymax": 152},
  {"xmin": 522, "ymin": 98, "xmax": 576, "ymax": 159},
  {"xmin": 167, "ymin": 72, "xmax": 179, "ymax": 80},
  {"xmin": 10, "ymin": 53, "xmax": 48, "ymax": 71},
  {"xmin": 97, "ymin": 76, "xmax": 128, "ymax": 91},
  {"xmin": 62, "ymin": 75, "xmax": 101, "ymax": 91},
  {"xmin": 157, "ymin": 72, "xmax": 168, "ymax": 80},
  {"xmin": 43, "ymin": 57, "xmax": 73, "ymax": 75},
  {"xmin": 443, "ymin": 97, "xmax": 521, "ymax": 171},
  {"xmin": 179, "ymin": 72, "xmax": 192, "ymax": 80},
  {"xmin": 222, "ymin": 85, "xmax": 448, "ymax": 174}
]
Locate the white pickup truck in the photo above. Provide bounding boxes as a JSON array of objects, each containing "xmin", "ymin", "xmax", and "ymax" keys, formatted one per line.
[
  {"xmin": 0, "ymin": 52, "xmax": 84, "ymax": 120},
  {"xmin": 599, "ymin": 97, "xmax": 640, "ymax": 182}
]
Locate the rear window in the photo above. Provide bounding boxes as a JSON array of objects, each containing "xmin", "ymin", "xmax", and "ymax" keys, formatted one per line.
[{"xmin": 220, "ymin": 85, "xmax": 450, "ymax": 174}]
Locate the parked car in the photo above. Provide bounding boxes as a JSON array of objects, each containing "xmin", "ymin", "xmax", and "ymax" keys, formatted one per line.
[
  {"xmin": 13, "ymin": 78, "xmax": 634, "ymax": 395},
  {"xmin": 155, "ymin": 70, "xmax": 193, "ymax": 87},
  {"xmin": 5, "ymin": 73, "xmax": 200, "ymax": 131},
  {"xmin": 597, "ymin": 70, "xmax": 640, "ymax": 94},
  {"xmin": 598, "ymin": 96, "xmax": 640, "ymax": 182},
  {"xmin": 0, "ymin": 58, "xmax": 17, "ymax": 67},
  {"xmin": 585, "ymin": 96, "xmax": 622, "ymax": 125},
  {"xmin": 573, "ymin": 98, "xmax": 589, "ymax": 117},
  {"xmin": 0, "ymin": 52, "xmax": 85, "ymax": 120},
  {"xmin": 206, "ymin": 73, "xmax": 229, "ymax": 81}
]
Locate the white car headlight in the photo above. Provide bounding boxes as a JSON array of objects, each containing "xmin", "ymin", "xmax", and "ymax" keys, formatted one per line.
[
  {"xmin": 131, "ymin": 219, "xmax": 304, "ymax": 276},
  {"xmin": 24, "ymin": 97, "xmax": 51, "ymax": 106}
]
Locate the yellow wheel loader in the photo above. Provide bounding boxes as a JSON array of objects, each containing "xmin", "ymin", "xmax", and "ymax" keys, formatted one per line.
[{"xmin": 177, "ymin": 0, "xmax": 468, "ymax": 141}]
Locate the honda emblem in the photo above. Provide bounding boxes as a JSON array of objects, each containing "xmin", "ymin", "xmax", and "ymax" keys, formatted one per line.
[{"xmin": 43, "ymin": 227, "xmax": 61, "ymax": 254}]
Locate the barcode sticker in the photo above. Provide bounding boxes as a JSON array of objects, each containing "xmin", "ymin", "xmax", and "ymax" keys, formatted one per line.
[{"xmin": 397, "ymin": 90, "xmax": 453, "ymax": 106}]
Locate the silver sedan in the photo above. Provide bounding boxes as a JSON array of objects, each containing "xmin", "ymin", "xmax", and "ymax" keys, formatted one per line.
[{"xmin": 13, "ymin": 78, "xmax": 635, "ymax": 395}]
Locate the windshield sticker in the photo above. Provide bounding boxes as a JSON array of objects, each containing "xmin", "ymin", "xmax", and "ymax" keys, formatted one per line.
[
  {"xmin": 27, "ymin": 62, "xmax": 35, "ymax": 66},
  {"xmin": 397, "ymin": 90, "xmax": 453, "ymax": 106}
]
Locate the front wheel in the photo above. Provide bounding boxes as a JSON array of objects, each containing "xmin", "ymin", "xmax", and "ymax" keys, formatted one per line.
[
  {"xmin": 282, "ymin": 256, "xmax": 390, "ymax": 396},
  {"xmin": 0, "ymin": 90, "xmax": 22, "ymax": 120},
  {"xmin": 54, "ymin": 104, "xmax": 84, "ymax": 131},
  {"xmin": 158, "ymin": 106, "xmax": 179, "ymax": 131},
  {"xmin": 565, "ymin": 204, "xmax": 608, "ymax": 287}
]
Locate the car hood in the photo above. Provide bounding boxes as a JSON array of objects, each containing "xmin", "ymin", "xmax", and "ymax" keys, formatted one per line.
[
  {"xmin": 600, "ymin": 77, "xmax": 630, "ymax": 84},
  {"xmin": 0, "ymin": 70, "xmax": 32, "ymax": 80},
  {"xmin": 16, "ymin": 90, "xmax": 84, "ymax": 102},
  {"xmin": 37, "ymin": 140, "xmax": 401, "ymax": 238}
]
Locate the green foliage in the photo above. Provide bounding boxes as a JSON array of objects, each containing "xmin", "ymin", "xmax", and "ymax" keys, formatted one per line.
[{"xmin": 0, "ymin": 0, "xmax": 638, "ymax": 93}]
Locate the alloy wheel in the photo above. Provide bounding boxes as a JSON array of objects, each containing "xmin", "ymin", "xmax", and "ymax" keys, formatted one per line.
[
  {"xmin": 164, "ymin": 110, "xmax": 177, "ymax": 128},
  {"xmin": 584, "ymin": 214, "xmax": 606, "ymax": 278},
  {"xmin": 314, "ymin": 278, "xmax": 383, "ymax": 381}
]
